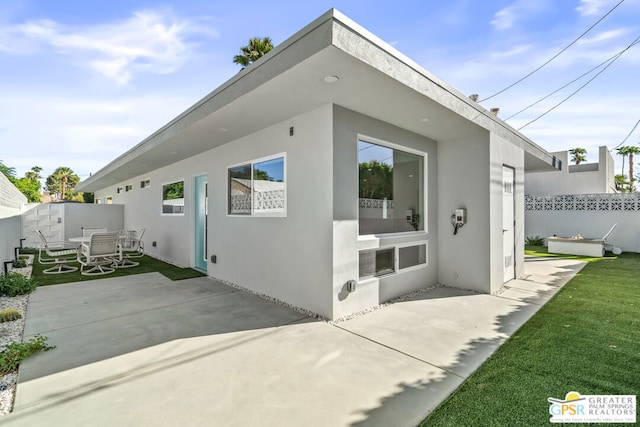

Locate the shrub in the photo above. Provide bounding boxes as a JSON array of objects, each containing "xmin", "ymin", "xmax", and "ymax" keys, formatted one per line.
[
  {"xmin": 18, "ymin": 247, "xmax": 38, "ymax": 255},
  {"xmin": 12, "ymin": 258, "xmax": 27, "ymax": 268},
  {"xmin": 0, "ymin": 334, "xmax": 55, "ymax": 375},
  {"xmin": 525, "ymin": 235, "xmax": 545, "ymax": 246},
  {"xmin": 0, "ymin": 272, "xmax": 38, "ymax": 297},
  {"xmin": 0, "ymin": 308, "xmax": 21, "ymax": 323}
]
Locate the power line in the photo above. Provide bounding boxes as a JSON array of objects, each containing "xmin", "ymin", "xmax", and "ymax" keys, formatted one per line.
[
  {"xmin": 517, "ymin": 35, "xmax": 640, "ymax": 131},
  {"xmin": 611, "ymin": 117, "xmax": 640, "ymax": 150},
  {"xmin": 505, "ymin": 36, "xmax": 640, "ymax": 121},
  {"xmin": 480, "ymin": 0, "xmax": 625, "ymax": 102}
]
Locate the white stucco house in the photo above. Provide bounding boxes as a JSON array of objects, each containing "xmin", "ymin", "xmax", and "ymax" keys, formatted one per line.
[
  {"xmin": 526, "ymin": 146, "xmax": 616, "ymax": 195},
  {"xmin": 76, "ymin": 9, "xmax": 559, "ymax": 320}
]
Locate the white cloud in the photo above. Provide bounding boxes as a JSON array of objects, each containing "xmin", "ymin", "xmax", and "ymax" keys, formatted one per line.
[
  {"xmin": 0, "ymin": 88, "xmax": 201, "ymax": 179},
  {"xmin": 490, "ymin": 0, "xmax": 552, "ymax": 31},
  {"xmin": 576, "ymin": 0, "xmax": 615, "ymax": 16},
  {"xmin": 490, "ymin": 7, "xmax": 516, "ymax": 30},
  {"xmin": 2, "ymin": 10, "xmax": 219, "ymax": 85}
]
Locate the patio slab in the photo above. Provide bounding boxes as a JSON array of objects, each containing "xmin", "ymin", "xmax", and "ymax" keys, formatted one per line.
[{"xmin": 3, "ymin": 256, "xmax": 586, "ymax": 426}]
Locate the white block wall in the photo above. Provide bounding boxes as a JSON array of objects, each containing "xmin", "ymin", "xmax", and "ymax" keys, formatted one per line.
[{"xmin": 525, "ymin": 194, "xmax": 640, "ymax": 252}]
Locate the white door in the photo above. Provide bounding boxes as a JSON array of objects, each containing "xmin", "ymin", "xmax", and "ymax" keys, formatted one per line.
[{"xmin": 502, "ymin": 166, "xmax": 515, "ymax": 282}]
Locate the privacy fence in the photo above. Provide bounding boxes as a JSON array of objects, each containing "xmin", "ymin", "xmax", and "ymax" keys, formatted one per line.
[{"xmin": 525, "ymin": 194, "xmax": 640, "ymax": 252}]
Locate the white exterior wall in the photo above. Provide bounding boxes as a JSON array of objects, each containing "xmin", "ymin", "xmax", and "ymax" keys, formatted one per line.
[
  {"xmin": 437, "ymin": 132, "xmax": 491, "ymax": 293},
  {"xmin": 95, "ymin": 105, "xmax": 335, "ymax": 318},
  {"xmin": 332, "ymin": 106, "xmax": 438, "ymax": 319},
  {"xmin": 437, "ymin": 131, "xmax": 524, "ymax": 294},
  {"xmin": 526, "ymin": 146, "xmax": 615, "ymax": 195},
  {"xmin": 0, "ymin": 172, "xmax": 27, "ymax": 210},
  {"xmin": 0, "ymin": 173, "xmax": 27, "ymax": 264}
]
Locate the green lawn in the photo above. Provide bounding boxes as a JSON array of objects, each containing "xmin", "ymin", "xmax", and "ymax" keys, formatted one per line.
[
  {"xmin": 422, "ymin": 251, "xmax": 640, "ymax": 426},
  {"xmin": 31, "ymin": 254, "xmax": 204, "ymax": 286}
]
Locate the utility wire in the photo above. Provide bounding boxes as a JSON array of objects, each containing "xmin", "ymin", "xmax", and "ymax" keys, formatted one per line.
[
  {"xmin": 611, "ymin": 117, "xmax": 640, "ymax": 150},
  {"xmin": 480, "ymin": 0, "xmax": 625, "ymax": 102},
  {"xmin": 517, "ymin": 35, "xmax": 640, "ymax": 131},
  {"xmin": 506, "ymin": 36, "xmax": 640, "ymax": 121}
]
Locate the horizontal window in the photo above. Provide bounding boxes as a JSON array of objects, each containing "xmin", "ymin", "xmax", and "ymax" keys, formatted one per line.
[
  {"xmin": 228, "ymin": 154, "xmax": 286, "ymax": 216},
  {"xmin": 162, "ymin": 180, "xmax": 184, "ymax": 215},
  {"xmin": 359, "ymin": 248, "xmax": 395, "ymax": 279},
  {"xmin": 141, "ymin": 179, "xmax": 150, "ymax": 189},
  {"xmin": 125, "ymin": 184, "xmax": 133, "ymax": 192},
  {"xmin": 398, "ymin": 244, "xmax": 427, "ymax": 270}
]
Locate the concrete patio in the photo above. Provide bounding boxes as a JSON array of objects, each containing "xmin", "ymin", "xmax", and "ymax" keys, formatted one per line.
[{"xmin": 4, "ymin": 256, "xmax": 586, "ymax": 426}]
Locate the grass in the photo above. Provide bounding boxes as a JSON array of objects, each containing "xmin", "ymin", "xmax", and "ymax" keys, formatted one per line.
[
  {"xmin": 31, "ymin": 254, "xmax": 205, "ymax": 286},
  {"xmin": 422, "ymin": 251, "xmax": 640, "ymax": 427}
]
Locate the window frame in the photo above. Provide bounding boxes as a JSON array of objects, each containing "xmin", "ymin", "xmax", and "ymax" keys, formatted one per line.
[
  {"xmin": 161, "ymin": 179, "xmax": 185, "ymax": 216},
  {"xmin": 357, "ymin": 134, "xmax": 427, "ymax": 238},
  {"xmin": 227, "ymin": 153, "xmax": 287, "ymax": 217},
  {"xmin": 358, "ymin": 240, "xmax": 428, "ymax": 282}
]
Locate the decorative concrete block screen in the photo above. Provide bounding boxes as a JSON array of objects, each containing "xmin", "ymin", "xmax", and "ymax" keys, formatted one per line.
[
  {"xmin": 230, "ymin": 190, "xmax": 285, "ymax": 213},
  {"xmin": 359, "ymin": 198, "xmax": 395, "ymax": 209},
  {"xmin": 525, "ymin": 194, "xmax": 640, "ymax": 212}
]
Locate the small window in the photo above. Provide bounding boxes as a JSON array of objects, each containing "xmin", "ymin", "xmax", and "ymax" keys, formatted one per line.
[
  {"xmin": 106, "ymin": 196, "xmax": 113, "ymax": 204},
  {"xmin": 116, "ymin": 187, "xmax": 123, "ymax": 194},
  {"xmin": 398, "ymin": 244, "xmax": 427, "ymax": 270},
  {"xmin": 125, "ymin": 184, "xmax": 133, "ymax": 192},
  {"xmin": 359, "ymin": 248, "xmax": 395, "ymax": 279},
  {"xmin": 141, "ymin": 179, "xmax": 150, "ymax": 189},
  {"xmin": 228, "ymin": 154, "xmax": 285, "ymax": 216},
  {"xmin": 162, "ymin": 180, "xmax": 185, "ymax": 215}
]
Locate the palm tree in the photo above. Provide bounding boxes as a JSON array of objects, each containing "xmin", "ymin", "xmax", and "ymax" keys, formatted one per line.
[
  {"xmin": 233, "ymin": 37, "xmax": 274, "ymax": 69},
  {"xmin": 616, "ymin": 146, "xmax": 640, "ymax": 191},
  {"xmin": 46, "ymin": 167, "xmax": 80, "ymax": 200},
  {"xmin": 568, "ymin": 148, "xmax": 587, "ymax": 165}
]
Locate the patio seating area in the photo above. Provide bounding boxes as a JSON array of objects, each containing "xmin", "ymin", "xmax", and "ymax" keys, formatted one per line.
[{"xmin": 35, "ymin": 227, "xmax": 146, "ymax": 277}]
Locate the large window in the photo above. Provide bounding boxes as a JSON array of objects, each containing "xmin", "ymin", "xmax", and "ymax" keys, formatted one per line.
[
  {"xmin": 162, "ymin": 180, "xmax": 184, "ymax": 215},
  {"xmin": 358, "ymin": 139, "xmax": 424, "ymax": 235},
  {"xmin": 228, "ymin": 154, "xmax": 286, "ymax": 216}
]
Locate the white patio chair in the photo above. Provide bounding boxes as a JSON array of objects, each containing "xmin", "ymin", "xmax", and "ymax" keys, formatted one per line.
[
  {"xmin": 36, "ymin": 230, "xmax": 78, "ymax": 274},
  {"xmin": 82, "ymin": 226, "xmax": 108, "ymax": 238},
  {"xmin": 602, "ymin": 224, "xmax": 622, "ymax": 254},
  {"xmin": 116, "ymin": 229, "xmax": 145, "ymax": 268},
  {"xmin": 77, "ymin": 232, "xmax": 122, "ymax": 276}
]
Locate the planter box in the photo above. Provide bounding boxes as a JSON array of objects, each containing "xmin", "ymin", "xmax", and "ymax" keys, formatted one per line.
[{"xmin": 547, "ymin": 237, "xmax": 604, "ymax": 257}]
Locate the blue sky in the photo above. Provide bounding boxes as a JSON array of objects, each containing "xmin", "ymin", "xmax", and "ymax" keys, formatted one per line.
[{"xmin": 1, "ymin": 0, "xmax": 639, "ymax": 182}]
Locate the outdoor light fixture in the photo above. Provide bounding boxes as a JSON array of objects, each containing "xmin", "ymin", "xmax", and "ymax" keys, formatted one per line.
[{"xmin": 323, "ymin": 75, "xmax": 339, "ymax": 83}]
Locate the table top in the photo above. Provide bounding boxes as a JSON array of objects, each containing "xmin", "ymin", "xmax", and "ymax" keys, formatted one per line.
[{"xmin": 69, "ymin": 236, "xmax": 91, "ymax": 243}]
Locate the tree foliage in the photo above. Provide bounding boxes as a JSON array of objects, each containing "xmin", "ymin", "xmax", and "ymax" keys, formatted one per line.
[
  {"xmin": 568, "ymin": 148, "xmax": 587, "ymax": 165},
  {"xmin": 359, "ymin": 161, "xmax": 393, "ymax": 199},
  {"xmin": 616, "ymin": 145, "xmax": 640, "ymax": 192},
  {"xmin": 46, "ymin": 166, "xmax": 80, "ymax": 200},
  {"xmin": 162, "ymin": 181, "xmax": 184, "ymax": 200},
  {"xmin": 0, "ymin": 160, "xmax": 16, "ymax": 178},
  {"xmin": 615, "ymin": 174, "xmax": 630, "ymax": 193},
  {"xmin": 0, "ymin": 163, "xmax": 42, "ymax": 202},
  {"xmin": 233, "ymin": 37, "xmax": 274, "ymax": 68}
]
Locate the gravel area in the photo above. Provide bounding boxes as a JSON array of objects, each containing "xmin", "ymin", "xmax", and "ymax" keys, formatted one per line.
[{"xmin": 0, "ymin": 256, "xmax": 32, "ymax": 416}]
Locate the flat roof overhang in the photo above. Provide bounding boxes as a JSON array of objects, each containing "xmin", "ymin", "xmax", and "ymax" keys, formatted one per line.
[{"xmin": 77, "ymin": 9, "xmax": 558, "ymax": 193}]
